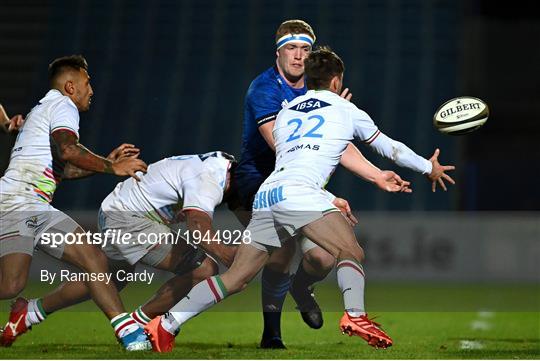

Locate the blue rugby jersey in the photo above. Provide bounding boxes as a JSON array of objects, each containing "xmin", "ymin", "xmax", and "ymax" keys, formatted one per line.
[{"xmin": 235, "ymin": 66, "xmax": 306, "ymax": 206}]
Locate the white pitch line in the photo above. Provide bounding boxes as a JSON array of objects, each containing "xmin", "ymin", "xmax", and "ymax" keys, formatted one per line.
[{"xmin": 459, "ymin": 340, "xmax": 484, "ymax": 350}]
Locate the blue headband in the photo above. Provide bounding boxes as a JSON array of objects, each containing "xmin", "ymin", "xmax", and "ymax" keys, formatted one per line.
[{"xmin": 276, "ymin": 33, "xmax": 315, "ymax": 49}]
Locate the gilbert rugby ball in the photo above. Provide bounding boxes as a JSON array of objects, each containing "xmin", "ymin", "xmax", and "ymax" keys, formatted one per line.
[{"xmin": 433, "ymin": 96, "xmax": 489, "ymax": 135}]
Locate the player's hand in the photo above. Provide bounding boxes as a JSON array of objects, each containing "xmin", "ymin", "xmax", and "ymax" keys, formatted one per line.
[
  {"xmin": 375, "ymin": 170, "xmax": 412, "ymax": 193},
  {"xmin": 112, "ymin": 158, "xmax": 147, "ymax": 181},
  {"xmin": 7, "ymin": 114, "xmax": 24, "ymax": 132},
  {"xmin": 107, "ymin": 143, "xmax": 140, "ymax": 162},
  {"xmin": 427, "ymin": 148, "xmax": 455, "ymax": 192},
  {"xmin": 339, "ymin": 88, "xmax": 353, "ymax": 101},
  {"xmin": 332, "ymin": 197, "xmax": 358, "ymax": 226}
]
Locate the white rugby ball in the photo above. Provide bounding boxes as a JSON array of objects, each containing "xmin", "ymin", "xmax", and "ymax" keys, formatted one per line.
[{"xmin": 433, "ymin": 96, "xmax": 489, "ymax": 135}]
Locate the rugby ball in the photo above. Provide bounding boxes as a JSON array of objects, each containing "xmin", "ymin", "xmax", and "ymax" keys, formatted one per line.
[{"xmin": 433, "ymin": 96, "xmax": 489, "ymax": 135}]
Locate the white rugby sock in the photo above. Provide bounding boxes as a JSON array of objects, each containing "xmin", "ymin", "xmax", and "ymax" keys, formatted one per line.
[
  {"xmin": 26, "ymin": 299, "xmax": 47, "ymax": 327},
  {"xmin": 336, "ymin": 259, "xmax": 366, "ymax": 317},
  {"xmin": 161, "ymin": 276, "xmax": 228, "ymax": 335},
  {"xmin": 131, "ymin": 306, "xmax": 152, "ymax": 326},
  {"xmin": 110, "ymin": 313, "xmax": 139, "ymax": 338}
]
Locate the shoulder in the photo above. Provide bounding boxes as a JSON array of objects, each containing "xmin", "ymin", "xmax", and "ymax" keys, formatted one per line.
[
  {"xmin": 332, "ymin": 95, "xmax": 370, "ymax": 120},
  {"xmin": 247, "ymin": 67, "xmax": 280, "ymax": 100},
  {"xmin": 165, "ymin": 155, "xmax": 203, "ymax": 178},
  {"xmin": 284, "ymin": 92, "xmax": 310, "ymax": 109},
  {"xmin": 51, "ymin": 92, "xmax": 79, "ymax": 119}
]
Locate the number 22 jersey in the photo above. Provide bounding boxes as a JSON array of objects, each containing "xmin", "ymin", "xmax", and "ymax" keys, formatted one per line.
[{"xmin": 269, "ymin": 89, "xmax": 432, "ymax": 189}]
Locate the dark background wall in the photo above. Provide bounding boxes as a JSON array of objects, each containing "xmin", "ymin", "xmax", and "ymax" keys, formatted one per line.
[{"xmin": 1, "ymin": 0, "xmax": 538, "ymax": 211}]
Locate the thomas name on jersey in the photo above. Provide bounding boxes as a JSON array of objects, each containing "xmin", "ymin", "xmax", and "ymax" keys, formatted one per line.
[{"xmin": 286, "ymin": 143, "xmax": 320, "ymax": 153}]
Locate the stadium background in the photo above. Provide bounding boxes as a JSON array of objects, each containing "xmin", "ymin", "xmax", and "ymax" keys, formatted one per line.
[
  {"xmin": 0, "ymin": 0, "xmax": 538, "ymax": 298},
  {"xmin": 1, "ymin": 0, "xmax": 538, "ymax": 212}
]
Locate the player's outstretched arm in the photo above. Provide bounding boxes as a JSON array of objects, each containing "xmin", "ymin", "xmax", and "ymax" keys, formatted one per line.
[
  {"xmin": 0, "ymin": 104, "xmax": 24, "ymax": 133},
  {"xmin": 367, "ymin": 132, "xmax": 455, "ymax": 192},
  {"xmin": 184, "ymin": 209, "xmax": 237, "ymax": 267},
  {"xmin": 340, "ymin": 143, "xmax": 381, "ymax": 182},
  {"xmin": 51, "ymin": 130, "xmax": 147, "ymax": 181},
  {"xmin": 340, "ymin": 144, "xmax": 411, "ymax": 193},
  {"xmin": 427, "ymin": 148, "xmax": 455, "ymax": 192}
]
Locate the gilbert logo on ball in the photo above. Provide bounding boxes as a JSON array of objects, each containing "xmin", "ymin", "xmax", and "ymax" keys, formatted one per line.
[{"xmin": 433, "ymin": 96, "xmax": 489, "ymax": 135}]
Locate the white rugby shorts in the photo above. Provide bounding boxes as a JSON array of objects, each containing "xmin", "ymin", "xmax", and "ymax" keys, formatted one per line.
[
  {"xmin": 246, "ymin": 181, "xmax": 339, "ymax": 252},
  {"xmin": 0, "ymin": 201, "xmax": 81, "ymax": 259},
  {"xmin": 97, "ymin": 209, "xmax": 174, "ymax": 266}
]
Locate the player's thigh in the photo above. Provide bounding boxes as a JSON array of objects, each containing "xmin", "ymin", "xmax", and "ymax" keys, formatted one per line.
[
  {"xmin": 0, "ymin": 207, "xmax": 41, "ymax": 264},
  {"xmin": 102, "ymin": 214, "xmax": 172, "ymax": 266},
  {"xmin": 221, "ymin": 243, "xmax": 269, "ymax": 291},
  {"xmin": 0, "ymin": 207, "xmax": 56, "ymax": 293},
  {"xmin": 300, "ymin": 211, "xmax": 363, "ymax": 260},
  {"xmin": 37, "ymin": 210, "xmax": 85, "ymax": 261},
  {"xmin": 60, "ymin": 228, "xmax": 109, "ymax": 271}
]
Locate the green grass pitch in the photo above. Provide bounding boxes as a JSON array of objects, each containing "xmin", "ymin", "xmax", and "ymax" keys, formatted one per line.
[{"xmin": 1, "ymin": 282, "xmax": 538, "ymax": 359}]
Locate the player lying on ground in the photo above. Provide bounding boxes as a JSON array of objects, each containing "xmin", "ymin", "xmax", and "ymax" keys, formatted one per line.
[
  {"xmin": 0, "ymin": 103, "xmax": 24, "ymax": 133},
  {"xmin": 0, "ymin": 151, "xmax": 354, "ymax": 347},
  {"xmin": 0, "ymin": 55, "xmax": 150, "ymax": 351},
  {"xmin": 144, "ymin": 48, "xmax": 418, "ymax": 352}
]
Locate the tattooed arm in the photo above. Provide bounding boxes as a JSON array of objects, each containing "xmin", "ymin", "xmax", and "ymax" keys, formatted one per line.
[
  {"xmin": 62, "ymin": 143, "xmax": 142, "ymax": 180},
  {"xmin": 51, "ymin": 130, "xmax": 147, "ymax": 180},
  {"xmin": 62, "ymin": 162, "xmax": 95, "ymax": 180}
]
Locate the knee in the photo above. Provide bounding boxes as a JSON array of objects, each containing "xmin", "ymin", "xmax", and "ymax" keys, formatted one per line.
[
  {"xmin": 349, "ymin": 246, "xmax": 364, "ymax": 263},
  {"xmin": 338, "ymin": 245, "xmax": 365, "ymax": 264},
  {"xmin": 193, "ymin": 259, "xmax": 219, "ymax": 283},
  {"xmin": 75, "ymin": 246, "xmax": 109, "ymax": 271},
  {"xmin": 304, "ymin": 248, "xmax": 335, "ymax": 272},
  {"xmin": 265, "ymin": 259, "xmax": 289, "ymax": 273}
]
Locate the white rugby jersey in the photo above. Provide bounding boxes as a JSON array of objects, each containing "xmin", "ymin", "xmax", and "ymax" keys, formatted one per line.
[
  {"xmin": 268, "ymin": 90, "xmax": 432, "ymax": 188},
  {"xmin": 101, "ymin": 152, "xmax": 231, "ymax": 224},
  {"xmin": 0, "ymin": 90, "xmax": 80, "ymax": 204}
]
